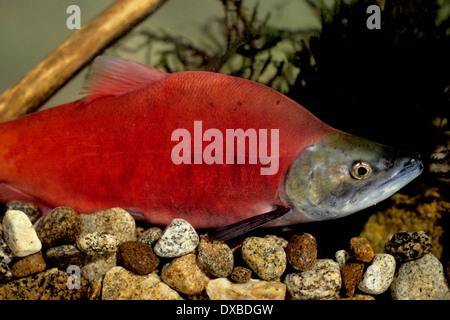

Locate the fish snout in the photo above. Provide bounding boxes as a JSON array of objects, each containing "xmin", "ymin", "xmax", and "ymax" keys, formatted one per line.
[{"xmin": 404, "ymin": 152, "xmax": 423, "ymax": 171}]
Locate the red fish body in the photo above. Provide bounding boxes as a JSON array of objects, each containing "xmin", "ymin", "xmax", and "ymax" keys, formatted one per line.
[{"xmin": 0, "ymin": 57, "xmax": 422, "ymax": 231}]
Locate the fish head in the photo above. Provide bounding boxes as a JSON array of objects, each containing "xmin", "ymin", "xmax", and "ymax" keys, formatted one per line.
[{"xmin": 280, "ymin": 131, "xmax": 423, "ymax": 223}]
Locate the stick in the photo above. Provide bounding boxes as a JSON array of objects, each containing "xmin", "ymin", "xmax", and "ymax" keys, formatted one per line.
[{"xmin": 0, "ymin": 0, "xmax": 168, "ymax": 122}]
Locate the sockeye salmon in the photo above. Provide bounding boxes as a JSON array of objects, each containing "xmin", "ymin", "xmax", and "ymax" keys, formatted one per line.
[{"xmin": 0, "ymin": 56, "xmax": 423, "ymax": 239}]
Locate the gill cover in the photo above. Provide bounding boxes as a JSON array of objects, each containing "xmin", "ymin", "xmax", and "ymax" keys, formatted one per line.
[{"xmin": 283, "ymin": 131, "xmax": 423, "ymax": 222}]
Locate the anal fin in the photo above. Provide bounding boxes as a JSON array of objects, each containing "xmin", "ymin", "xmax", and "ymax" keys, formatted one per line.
[
  {"xmin": 208, "ymin": 206, "xmax": 290, "ymax": 241},
  {"xmin": 125, "ymin": 208, "xmax": 146, "ymax": 221},
  {"xmin": 0, "ymin": 183, "xmax": 53, "ymax": 214}
]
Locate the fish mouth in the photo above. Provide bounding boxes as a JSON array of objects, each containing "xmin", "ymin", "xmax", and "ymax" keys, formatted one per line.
[
  {"xmin": 386, "ymin": 152, "xmax": 423, "ymax": 185},
  {"xmin": 365, "ymin": 152, "xmax": 423, "ymax": 204}
]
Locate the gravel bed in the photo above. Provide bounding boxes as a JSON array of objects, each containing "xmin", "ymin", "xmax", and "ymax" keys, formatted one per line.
[{"xmin": 0, "ymin": 191, "xmax": 448, "ymax": 300}]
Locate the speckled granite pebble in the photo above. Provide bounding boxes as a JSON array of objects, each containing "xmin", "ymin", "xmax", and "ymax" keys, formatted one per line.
[
  {"xmin": 79, "ymin": 208, "xmax": 136, "ymax": 244},
  {"xmin": 11, "ymin": 251, "xmax": 46, "ymax": 278},
  {"xmin": 76, "ymin": 232, "xmax": 119, "ymax": 255},
  {"xmin": 264, "ymin": 235, "xmax": 288, "ymax": 248},
  {"xmin": 35, "ymin": 207, "xmax": 81, "ymax": 248},
  {"xmin": 335, "ymin": 250, "xmax": 350, "ymax": 267},
  {"xmin": 286, "ymin": 233, "xmax": 317, "ymax": 271},
  {"xmin": 197, "ymin": 235, "xmax": 234, "ymax": 277},
  {"xmin": 44, "ymin": 245, "xmax": 85, "ymax": 270},
  {"xmin": 391, "ymin": 253, "xmax": 450, "ymax": 300},
  {"xmin": 349, "ymin": 237, "xmax": 374, "ymax": 262},
  {"xmin": 118, "ymin": 241, "xmax": 159, "ymax": 275},
  {"xmin": 6, "ymin": 201, "xmax": 41, "ymax": 224},
  {"xmin": 154, "ymin": 219, "xmax": 199, "ymax": 258},
  {"xmin": 206, "ymin": 278, "xmax": 286, "ymax": 300},
  {"xmin": 385, "ymin": 231, "xmax": 432, "ymax": 261},
  {"xmin": 358, "ymin": 253, "xmax": 395, "ymax": 295},
  {"xmin": 77, "ymin": 209, "xmax": 135, "ymax": 283},
  {"xmin": 102, "ymin": 266, "xmax": 182, "ymax": 300},
  {"xmin": 81, "ymin": 252, "xmax": 116, "ymax": 283},
  {"xmin": 241, "ymin": 237, "xmax": 286, "ymax": 281},
  {"xmin": 3, "ymin": 210, "xmax": 42, "ymax": 257},
  {"xmin": 0, "ymin": 239, "xmax": 13, "ymax": 264},
  {"xmin": 285, "ymin": 259, "xmax": 341, "ymax": 300},
  {"xmin": 138, "ymin": 227, "xmax": 162, "ymax": 247},
  {"xmin": 0, "ymin": 262, "xmax": 12, "ymax": 282},
  {"xmin": 0, "ymin": 268, "xmax": 88, "ymax": 300},
  {"xmin": 340, "ymin": 262, "xmax": 365, "ymax": 297},
  {"xmin": 160, "ymin": 253, "xmax": 210, "ymax": 295},
  {"xmin": 230, "ymin": 266, "xmax": 252, "ymax": 283}
]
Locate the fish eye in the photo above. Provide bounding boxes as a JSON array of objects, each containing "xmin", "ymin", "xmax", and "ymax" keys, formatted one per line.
[{"xmin": 350, "ymin": 161, "xmax": 372, "ymax": 180}]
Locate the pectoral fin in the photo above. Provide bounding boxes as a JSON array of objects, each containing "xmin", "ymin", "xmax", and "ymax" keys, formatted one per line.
[{"xmin": 208, "ymin": 206, "xmax": 290, "ymax": 241}]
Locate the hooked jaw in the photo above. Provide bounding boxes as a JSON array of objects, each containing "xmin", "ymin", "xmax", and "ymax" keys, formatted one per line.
[
  {"xmin": 273, "ymin": 131, "xmax": 423, "ymax": 226},
  {"xmin": 359, "ymin": 151, "xmax": 423, "ymax": 207}
]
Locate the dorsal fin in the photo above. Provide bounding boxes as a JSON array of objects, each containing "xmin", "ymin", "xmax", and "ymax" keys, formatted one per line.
[{"xmin": 81, "ymin": 56, "xmax": 169, "ymax": 102}]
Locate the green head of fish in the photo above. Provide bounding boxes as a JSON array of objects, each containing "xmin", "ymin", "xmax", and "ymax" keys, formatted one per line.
[{"xmin": 278, "ymin": 131, "xmax": 423, "ymax": 224}]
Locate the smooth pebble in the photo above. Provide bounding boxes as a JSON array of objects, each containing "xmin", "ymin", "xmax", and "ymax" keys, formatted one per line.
[
  {"xmin": 206, "ymin": 278, "xmax": 286, "ymax": 300},
  {"xmin": 358, "ymin": 253, "xmax": 396, "ymax": 295},
  {"xmin": 44, "ymin": 245, "xmax": 85, "ymax": 270},
  {"xmin": 390, "ymin": 253, "xmax": 450, "ymax": 300},
  {"xmin": 102, "ymin": 266, "xmax": 182, "ymax": 300},
  {"xmin": 230, "ymin": 266, "xmax": 252, "ymax": 283},
  {"xmin": 197, "ymin": 235, "xmax": 234, "ymax": 278},
  {"xmin": 76, "ymin": 232, "xmax": 119, "ymax": 255},
  {"xmin": 285, "ymin": 259, "xmax": 341, "ymax": 300},
  {"xmin": 154, "ymin": 219, "xmax": 199, "ymax": 258},
  {"xmin": 340, "ymin": 262, "xmax": 365, "ymax": 297},
  {"xmin": 241, "ymin": 237, "xmax": 286, "ymax": 281},
  {"xmin": 385, "ymin": 231, "xmax": 432, "ymax": 261},
  {"xmin": 35, "ymin": 207, "xmax": 81, "ymax": 248},
  {"xmin": 138, "ymin": 227, "xmax": 162, "ymax": 247},
  {"xmin": 160, "ymin": 253, "xmax": 210, "ymax": 295},
  {"xmin": 286, "ymin": 233, "xmax": 317, "ymax": 271},
  {"xmin": 79, "ymin": 208, "xmax": 135, "ymax": 244},
  {"xmin": 349, "ymin": 237, "xmax": 374, "ymax": 262},
  {"xmin": 6, "ymin": 201, "xmax": 41, "ymax": 224},
  {"xmin": 11, "ymin": 251, "xmax": 47, "ymax": 278},
  {"xmin": 118, "ymin": 241, "xmax": 159, "ymax": 275},
  {"xmin": 335, "ymin": 249, "xmax": 350, "ymax": 267},
  {"xmin": 81, "ymin": 252, "xmax": 117, "ymax": 283},
  {"xmin": 3, "ymin": 210, "xmax": 42, "ymax": 257}
]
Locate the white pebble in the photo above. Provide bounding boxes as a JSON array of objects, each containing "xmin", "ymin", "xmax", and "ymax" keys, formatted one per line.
[
  {"xmin": 3, "ymin": 210, "xmax": 42, "ymax": 257},
  {"xmin": 206, "ymin": 278, "xmax": 286, "ymax": 300},
  {"xmin": 358, "ymin": 253, "xmax": 396, "ymax": 295},
  {"xmin": 153, "ymin": 219, "xmax": 199, "ymax": 258},
  {"xmin": 335, "ymin": 249, "xmax": 350, "ymax": 267}
]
